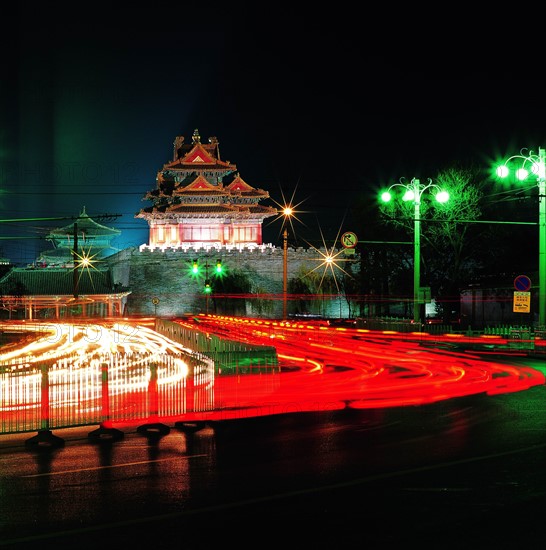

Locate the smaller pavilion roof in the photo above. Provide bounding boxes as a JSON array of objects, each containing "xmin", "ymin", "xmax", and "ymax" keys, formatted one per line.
[{"xmin": 48, "ymin": 207, "xmax": 121, "ymax": 238}]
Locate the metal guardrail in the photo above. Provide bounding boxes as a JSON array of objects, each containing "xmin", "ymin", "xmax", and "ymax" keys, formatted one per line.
[
  {"xmin": 1, "ymin": 350, "xmax": 280, "ymax": 447},
  {"xmin": 356, "ymin": 318, "xmax": 542, "ymax": 339},
  {"xmin": 154, "ymin": 318, "xmax": 279, "ymax": 372},
  {"xmin": 1, "ymin": 319, "xmax": 281, "ymax": 447},
  {"xmin": 356, "ymin": 318, "xmax": 453, "ymax": 334},
  {"xmin": 1, "ymin": 352, "xmax": 212, "ymax": 436}
]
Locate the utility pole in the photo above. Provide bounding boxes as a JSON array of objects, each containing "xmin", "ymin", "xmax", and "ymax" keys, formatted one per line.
[
  {"xmin": 283, "ymin": 229, "xmax": 288, "ymax": 320},
  {"xmin": 73, "ymin": 222, "xmax": 79, "ymax": 299}
]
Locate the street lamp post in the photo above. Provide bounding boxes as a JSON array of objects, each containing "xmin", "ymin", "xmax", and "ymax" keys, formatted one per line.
[
  {"xmin": 496, "ymin": 148, "xmax": 546, "ymax": 328},
  {"xmin": 279, "ymin": 207, "xmax": 294, "ymax": 321},
  {"xmin": 412, "ymin": 180, "xmax": 421, "ymax": 326},
  {"xmin": 380, "ymin": 178, "xmax": 449, "ymax": 326},
  {"xmin": 283, "ymin": 228, "xmax": 288, "ymax": 320}
]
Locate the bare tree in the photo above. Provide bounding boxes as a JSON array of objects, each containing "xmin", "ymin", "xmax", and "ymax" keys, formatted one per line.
[{"xmin": 379, "ymin": 165, "xmax": 486, "ymax": 322}]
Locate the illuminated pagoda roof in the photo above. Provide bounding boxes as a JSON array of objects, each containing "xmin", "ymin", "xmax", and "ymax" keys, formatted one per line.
[
  {"xmin": 150, "ymin": 128, "xmax": 238, "ymax": 197},
  {"xmin": 225, "ymin": 174, "xmax": 270, "ymax": 199},
  {"xmin": 136, "ymin": 129, "xmax": 277, "ymax": 222},
  {"xmin": 172, "ymin": 175, "xmax": 231, "ymax": 199}
]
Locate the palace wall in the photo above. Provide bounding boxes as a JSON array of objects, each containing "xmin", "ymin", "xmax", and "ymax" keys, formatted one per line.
[{"xmin": 106, "ymin": 245, "xmax": 359, "ymax": 319}]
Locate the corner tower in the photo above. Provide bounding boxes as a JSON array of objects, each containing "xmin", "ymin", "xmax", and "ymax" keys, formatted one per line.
[{"xmin": 136, "ymin": 129, "xmax": 277, "ymax": 249}]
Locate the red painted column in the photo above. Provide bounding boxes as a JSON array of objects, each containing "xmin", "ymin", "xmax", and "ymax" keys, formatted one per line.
[
  {"xmin": 40, "ymin": 363, "xmax": 50, "ymax": 431},
  {"xmin": 101, "ymin": 362, "xmax": 111, "ymax": 427},
  {"xmin": 186, "ymin": 360, "xmax": 194, "ymax": 414},
  {"xmin": 148, "ymin": 362, "xmax": 158, "ymax": 420}
]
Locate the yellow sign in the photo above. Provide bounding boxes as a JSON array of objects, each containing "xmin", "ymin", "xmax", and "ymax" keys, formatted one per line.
[{"xmin": 513, "ymin": 291, "xmax": 530, "ymax": 313}]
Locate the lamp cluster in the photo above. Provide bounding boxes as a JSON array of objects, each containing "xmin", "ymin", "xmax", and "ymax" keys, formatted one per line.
[
  {"xmin": 377, "ymin": 177, "xmax": 450, "ymax": 325},
  {"xmin": 495, "ymin": 147, "xmax": 546, "ymax": 328},
  {"xmin": 190, "ymin": 258, "xmax": 224, "ymax": 294}
]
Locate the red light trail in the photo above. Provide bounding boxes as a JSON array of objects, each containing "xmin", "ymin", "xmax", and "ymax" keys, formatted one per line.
[
  {"xmin": 0, "ymin": 317, "xmax": 544, "ymax": 433},
  {"xmin": 182, "ymin": 315, "xmax": 545, "ymax": 412}
]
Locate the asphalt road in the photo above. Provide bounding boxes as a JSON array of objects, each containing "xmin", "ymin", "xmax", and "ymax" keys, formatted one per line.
[{"xmin": 1, "ymin": 355, "xmax": 546, "ymax": 549}]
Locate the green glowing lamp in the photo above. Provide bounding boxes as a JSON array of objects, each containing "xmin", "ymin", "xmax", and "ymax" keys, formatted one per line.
[
  {"xmin": 496, "ymin": 163, "xmax": 539, "ymax": 182},
  {"xmin": 496, "ymin": 165, "xmax": 509, "ymax": 178},
  {"xmin": 435, "ymin": 190, "xmax": 449, "ymax": 203},
  {"xmin": 380, "ymin": 191, "xmax": 392, "ymax": 203},
  {"xmin": 402, "ymin": 189, "xmax": 414, "ymax": 201}
]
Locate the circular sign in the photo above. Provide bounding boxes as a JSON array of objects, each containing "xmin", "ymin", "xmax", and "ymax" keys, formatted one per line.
[
  {"xmin": 152, "ymin": 297, "xmax": 160, "ymax": 305},
  {"xmin": 514, "ymin": 275, "xmax": 531, "ymax": 292},
  {"xmin": 341, "ymin": 232, "xmax": 358, "ymax": 248}
]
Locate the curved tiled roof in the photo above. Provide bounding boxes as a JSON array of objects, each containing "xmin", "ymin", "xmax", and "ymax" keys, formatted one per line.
[
  {"xmin": 243, "ymin": 205, "xmax": 278, "ymax": 214},
  {"xmin": 225, "ymin": 175, "xmax": 269, "ymax": 197},
  {"xmin": 173, "ymin": 189, "xmax": 230, "ymax": 197},
  {"xmin": 137, "ymin": 131, "xmax": 277, "ymax": 228},
  {"xmin": 48, "ymin": 208, "xmax": 121, "ymax": 237},
  {"xmin": 136, "ymin": 203, "xmax": 277, "ymax": 219},
  {"xmin": 165, "ymin": 204, "xmax": 238, "ymax": 214},
  {"xmin": 0, "ymin": 268, "xmax": 128, "ymax": 296}
]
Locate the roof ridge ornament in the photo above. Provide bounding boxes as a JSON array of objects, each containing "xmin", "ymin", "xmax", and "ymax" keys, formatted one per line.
[{"xmin": 192, "ymin": 129, "xmax": 201, "ymax": 143}]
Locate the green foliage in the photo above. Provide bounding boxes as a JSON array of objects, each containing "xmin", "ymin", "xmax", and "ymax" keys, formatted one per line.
[
  {"xmin": 211, "ymin": 269, "xmax": 251, "ymax": 315},
  {"xmin": 375, "ymin": 166, "xmax": 488, "ymax": 321},
  {"xmin": 288, "ymin": 267, "xmax": 315, "ymax": 315},
  {"xmin": 252, "ymin": 286, "xmax": 275, "ymax": 317}
]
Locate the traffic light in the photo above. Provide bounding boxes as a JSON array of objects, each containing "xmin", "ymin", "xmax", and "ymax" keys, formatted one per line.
[
  {"xmin": 204, "ymin": 279, "xmax": 212, "ymax": 293},
  {"xmin": 215, "ymin": 258, "xmax": 223, "ymax": 274},
  {"xmin": 191, "ymin": 259, "xmax": 199, "ymax": 275}
]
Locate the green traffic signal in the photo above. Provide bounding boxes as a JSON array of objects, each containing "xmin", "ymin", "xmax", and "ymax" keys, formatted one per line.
[
  {"xmin": 204, "ymin": 279, "xmax": 212, "ymax": 293},
  {"xmin": 191, "ymin": 259, "xmax": 199, "ymax": 275},
  {"xmin": 215, "ymin": 259, "xmax": 223, "ymax": 274}
]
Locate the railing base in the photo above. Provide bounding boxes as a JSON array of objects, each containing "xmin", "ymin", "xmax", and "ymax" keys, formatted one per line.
[
  {"xmin": 88, "ymin": 425, "xmax": 125, "ymax": 443},
  {"xmin": 174, "ymin": 421, "xmax": 206, "ymax": 433},
  {"xmin": 25, "ymin": 429, "xmax": 65, "ymax": 450},
  {"xmin": 136, "ymin": 422, "xmax": 171, "ymax": 438}
]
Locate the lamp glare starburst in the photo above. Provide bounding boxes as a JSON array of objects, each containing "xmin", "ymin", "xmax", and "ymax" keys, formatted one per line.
[
  {"xmin": 268, "ymin": 185, "xmax": 308, "ymax": 239},
  {"xmin": 305, "ymin": 224, "xmax": 354, "ymax": 293},
  {"xmin": 71, "ymin": 247, "xmax": 101, "ymax": 280}
]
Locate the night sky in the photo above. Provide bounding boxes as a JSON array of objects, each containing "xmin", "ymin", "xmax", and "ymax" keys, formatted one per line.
[{"xmin": 1, "ymin": 6, "xmax": 544, "ymax": 265}]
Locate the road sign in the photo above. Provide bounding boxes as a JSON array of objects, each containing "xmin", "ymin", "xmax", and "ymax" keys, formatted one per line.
[
  {"xmin": 513, "ymin": 291, "xmax": 531, "ymax": 313},
  {"xmin": 341, "ymin": 232, "xmax": 357, "ymax": 248},
  {"xmin": 514, "ymin": 275, "xmax": 531, "ymax": 292}
]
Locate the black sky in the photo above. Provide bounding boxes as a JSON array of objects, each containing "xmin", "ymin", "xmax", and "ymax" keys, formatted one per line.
[{"xmin": 1, "ymin": 5, "xmax": 545, "ymax": 264}]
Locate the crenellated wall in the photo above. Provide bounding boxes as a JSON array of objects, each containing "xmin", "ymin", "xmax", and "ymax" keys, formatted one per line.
[{"xmin": 106, "ymin": 244, "xmax": 360, "ymax": 319}]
